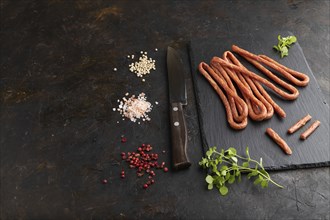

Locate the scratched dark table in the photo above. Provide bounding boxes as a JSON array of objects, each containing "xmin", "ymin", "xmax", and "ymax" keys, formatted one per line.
[{"xmin": 1, "ymin": 0, "xmax": 329, "ymax": 219}]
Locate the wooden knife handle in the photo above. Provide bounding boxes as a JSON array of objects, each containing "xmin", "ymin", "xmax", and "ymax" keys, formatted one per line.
[{"xmin": 170, "ymin": 102, "xmax": 191, "ymax": 170}]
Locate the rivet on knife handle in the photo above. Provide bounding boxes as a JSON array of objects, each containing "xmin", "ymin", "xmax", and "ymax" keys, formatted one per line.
[{"xmin": 170, "ymin": 102, "xmax": 191, "ymax": 170}]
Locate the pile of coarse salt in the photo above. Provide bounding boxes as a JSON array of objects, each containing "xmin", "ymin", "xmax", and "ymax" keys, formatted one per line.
[
  {"xmin": 115, "ymin": 93, "xmax": 153, "ymax": 123},
  {"xmin": 128, "ymin": 51, "xmax": 156, "ymax": 79}
]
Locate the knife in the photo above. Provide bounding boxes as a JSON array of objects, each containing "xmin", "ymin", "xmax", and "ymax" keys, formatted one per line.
[{"xmin": 166, "ymin": 46, "xmax": 191, "ymax": 170}]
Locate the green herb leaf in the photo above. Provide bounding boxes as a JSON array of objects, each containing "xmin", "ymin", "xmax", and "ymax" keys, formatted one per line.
[
  {"xmin": 242, "ymin": 162, "xmax": 249, "ymax": 168},
  {"xmin": 218, "ymin": 176, "xmax": 225, "ymax": 185},
  {"xmin": 261, "ymin": 180, "xmax": 269, "ymax": 188},
  {"xmin": 219, "ymin": 186, "xmax": 229, "ymax": 196},
  {"xmin": 273, "ymin": 35, "xmax": 297, "ymax": 58},
  {"xmin": 254, "ymin": 178, "xmax": 262, "ymax": 185},
  {"xmin": 225, "ymin": 172, "xmax": 231, "ymax": 180},
  {"xmin": 228, "ymin": 175, "xmax": 235, "ymax": 184},
  {"xmin": 206, "ymin": 150, "xmax": 212, "ymax": 159},
  {"xmin": 208, "ymin": 183, "xmax": 214, "ymax": 190},
  {"xmin": 198, "ymin": 157, "xmax": 208, "ymax": 167},
  {"xmin": 205, "ymin": 175, "xmax": 213, "ymax": 184},
  {"xmin": 251, "ymin": 170, "xmax": 258, "ymax": 176},
  {"xmin": 226, "ymin": 147, "xmax": 237, "ymax": 156},
  {"xmin": 280, "ymin": 46, "xmax": 288, "ymax": 58},
  {"xmin": 216, "ymin": 155, "xmax": 223, "ymax": 164},
  {"xmin": 220, "ymin": 165, "xmax": 228, "ymax": 171},
  {"xmin": 231, "ymin": 164, "xmax": 238, "ymax": 172}
]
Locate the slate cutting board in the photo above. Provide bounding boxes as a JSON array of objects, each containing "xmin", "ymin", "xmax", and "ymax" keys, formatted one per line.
[{"xmin": 189, "ymin": 31, "xmax": 330, "ymax": 170}]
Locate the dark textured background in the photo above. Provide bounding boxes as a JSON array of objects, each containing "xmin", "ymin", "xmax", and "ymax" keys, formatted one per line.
[{"xmin": 1, "ymin": 0, "xmax": 329, "ymax": 219}]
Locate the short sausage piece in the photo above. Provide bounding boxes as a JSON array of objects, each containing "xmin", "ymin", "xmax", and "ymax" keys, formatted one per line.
[
  {"xmin": 300, "ymin": 120, "xmax": 321, "ymax": 140},
  {"xmin": 266, "ymin": 128, "xmax": 292, "ymax": 155},
  {"xmin": 288, "ymin": 114, "xmax": 312, "ymax": 134}
]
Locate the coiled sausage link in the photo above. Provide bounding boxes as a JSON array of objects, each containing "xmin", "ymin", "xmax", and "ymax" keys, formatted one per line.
[
  {"xmin": 212, "ymin": 56, "xmax": 299, "ymax": 101},
  {"xmin": 223, "ymin": 51, "xmax": 274, "ymax": 119},
  {"xmin": 222, "ymin": 51, "xmax": 286, "ymax": 118},
  {"xmin": 232, "ymin": 45, "xmax": 310, "ymax": 87},
  {"xmin": 217, "ymin": 52, "xmax": 268, "ymax": 121},
  {"xmin": 242, "ymin": 55, "xmax": 299, "ymax": 100},
  {"xmin": 210, "ymin": 60, "xmax": 247, "ymax": 123},
  {"xmin": 198, "ymin": 62, "xmax": 248, "ymax": 130},
  {"xmin": 211, "ymin": 59, "xmax": 268, "ymax": 121},
  {"xmin": 259, "ymin": 55, "xmax": 309, "ymax": 87},
  {"xmin": 254, "ymin": 81, "xmax": 286, "ymax": 118}
]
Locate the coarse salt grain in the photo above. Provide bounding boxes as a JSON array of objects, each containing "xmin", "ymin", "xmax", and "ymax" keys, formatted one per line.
[
  {"xmin": 129, "ymin": 53, "xmax": 156, "ymax": 77},
  {"xmin": 116, "ymin": 93, "xmax": 153, "ymax": 123}
]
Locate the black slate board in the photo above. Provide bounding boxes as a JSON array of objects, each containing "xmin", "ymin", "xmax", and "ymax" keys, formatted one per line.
[{"xmin": 189, "ymin": 32, "xmax": 330, "ymax": 170}]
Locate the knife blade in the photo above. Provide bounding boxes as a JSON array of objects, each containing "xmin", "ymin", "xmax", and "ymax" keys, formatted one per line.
[{"xmin": 166, "ymin": 46, "xmax": 191, "ymax": 170}]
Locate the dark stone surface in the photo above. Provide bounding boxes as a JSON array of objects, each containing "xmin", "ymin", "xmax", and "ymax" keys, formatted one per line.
[
  {"xmin": 189, "ymin": 32, "xmax": 330, "ymax": 170},
  {"xmin": 1, "ymin": 0, "xmax": 329, "ymax": 219}
]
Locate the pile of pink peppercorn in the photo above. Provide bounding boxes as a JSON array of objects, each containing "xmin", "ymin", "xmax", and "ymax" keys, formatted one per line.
[{"xmin": 120, "ymin": 144, "xmax": 168, "ymax": 189}]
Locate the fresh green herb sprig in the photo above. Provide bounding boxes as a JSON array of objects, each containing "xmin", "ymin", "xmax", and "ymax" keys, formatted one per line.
[
  {"xmin": 273, "ymin": 35, "xmax": 297, "ymax": 58},
  {"xmin": 199, "ymin": 146, "xmax": 284, "ymax": 196}
]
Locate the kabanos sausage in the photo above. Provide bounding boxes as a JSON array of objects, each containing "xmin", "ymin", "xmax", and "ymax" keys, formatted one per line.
[
  {"xmin": 212, "ymin": 56, "xmax": 299, "ymax": 100},
  {"xmin": 288, "ymin": 114, "xmax": 312, "ymax": 134},
  {"xmin": 211, "ymin": 57, "xmax": 268, "ymax": 121},
  {"xmin": 198, "ymin": 62, "xmax": 248, "ymax": 130},
  {"xmin": 232, "ymin": 45, "xmax": 309, "ymax": 87},
  {"xmin": 223, "ymin": 51, "xmax": 275, "ymax": 119},
  {"xmin": 300, "ymin": 120, "xmax": 321, "ymax": 140},
  {"xmin": 266, "ymin": 128, "xmax": 292, "ymax": 155}
]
